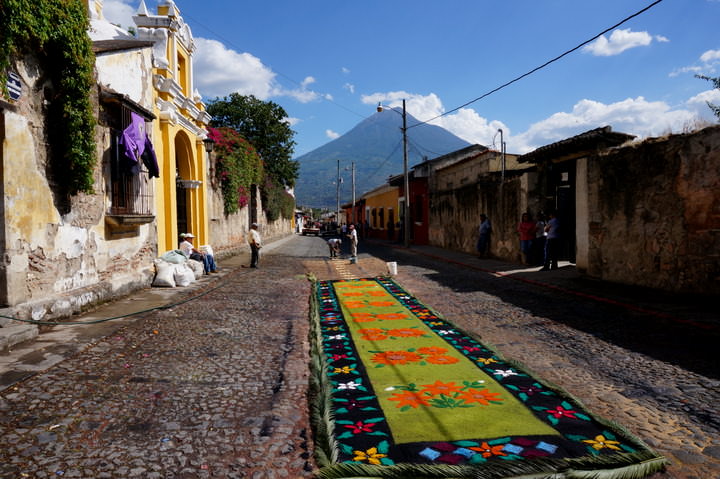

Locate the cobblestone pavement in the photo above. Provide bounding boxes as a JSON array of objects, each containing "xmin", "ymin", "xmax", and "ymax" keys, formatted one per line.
[
  {"xmin": 1, "ymin": 238, "xmax": 318, "ymax": 479},
  {"xmin": 356, "ymin": 241, "xmax": 720, "ymax": 479},
  {"xmin": 1, "ymin": 234, "xmax": 718, "ymax": 478}
]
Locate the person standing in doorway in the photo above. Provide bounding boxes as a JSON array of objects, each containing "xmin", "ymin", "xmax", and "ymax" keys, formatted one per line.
[
  {"xmin": 248, "ymin": 223, "xmax": 262, "ymax": 268},
  {"xmin": 477, "ymin": 214, "xmax": 491, "ymax": 257},
  {"xmin": 540, "ymin": 211, "xmax": 560, "ymax": 271}
]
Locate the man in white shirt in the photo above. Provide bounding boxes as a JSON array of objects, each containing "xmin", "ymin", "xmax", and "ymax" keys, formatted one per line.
[
  {"xmin": 248, "ymin": 223, "xmax": 262, "ymax": 268},
  {"xmin": 347, "ymin": 224, "xmax": 358, "ymax": 263}
]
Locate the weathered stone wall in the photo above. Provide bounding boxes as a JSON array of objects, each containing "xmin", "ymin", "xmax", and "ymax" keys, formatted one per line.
[
  {"xmin": 0, "ymin": 53, "xmax": 156, "ymax": 327},
  {"xmin": 587, "ymin": 126, "xmax": 720, "ymax": 294},
  {"xmin": 207, "ymin": 184, "xmax": 293, "ymax": 259},
  {"xmin": 429, "ymin": 172, "xmax": 535, "ymax": 261}
]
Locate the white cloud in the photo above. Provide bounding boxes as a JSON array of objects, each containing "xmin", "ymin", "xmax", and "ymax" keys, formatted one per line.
[
  {"xmin": 582, "ymin": 28, "xmax": 654, "ymax": 56},
  {"xmin": 361, "ymin": 91, "xmax": 510, "ymax": 149},
  {"xmin": 512, "ymin": 97, "xmax": 698, "ymax": 153},
  {"xmin": 362, "ymin": 90, "xmax": 706, "ymax": 154},
  {"xmin": 194, "ymin": 38, "xmax": 276, "ymax": 100},
  {"xmin": 286, "ymin": 117, "xmax": 301, "ymax": 127},
  {"xmin": 700, "ymin": 49, "xmax": 720, "ymax": 64},
  {"xmin": 102, "ymin": 0, "xmax": 135, "ymax": 29},
  {"xmin": 326, "ymin": 129, "xmax": 340, "ymax": 140},
  {"xmin": 344, "ymin": 83, "xmax": 355, "ymax": 94},
  {"xmin": 670, "ymin": 48, "xmax": 720, "ymax": 77},
  {"xmin": 341, "ymin": 67, "xmax": 351, "ymax": 74},
  {"xmin": 687, "ymin": 88, "xmax": 720, "ymax": 112}
]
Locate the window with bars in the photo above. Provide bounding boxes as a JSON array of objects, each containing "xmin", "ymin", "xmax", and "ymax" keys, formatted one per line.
[{"xmin": 108, "ymin": 105, "xmax": 155, "ymax": 217}]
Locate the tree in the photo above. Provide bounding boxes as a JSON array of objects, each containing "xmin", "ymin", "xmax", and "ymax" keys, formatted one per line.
[
  {"xmin": 695, "ymin": 74, "xmax": 720, "ymax": 120},
  {"xmin": 207, "ymin": 94, "xmax": 299, "ymax": 187}
]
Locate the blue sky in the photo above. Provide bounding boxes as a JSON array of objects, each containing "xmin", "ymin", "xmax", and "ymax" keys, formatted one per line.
[{"xmin": 103, "ymin": 0, "xmax": 720, "ymax": 158}]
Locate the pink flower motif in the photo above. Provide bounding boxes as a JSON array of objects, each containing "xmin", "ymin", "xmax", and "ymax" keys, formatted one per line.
[
  {"xmin": 343, "ymin": 421, "xmax": 377, "ymax": 434},
  {"xmin": 546, "ymin": 405, "xmax": 577, "ymax": 419}
]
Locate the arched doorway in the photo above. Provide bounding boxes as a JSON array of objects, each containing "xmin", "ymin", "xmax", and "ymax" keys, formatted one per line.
[{"xmin": 173, "ymin": 131, "xmax": 195, "ymax": 241}]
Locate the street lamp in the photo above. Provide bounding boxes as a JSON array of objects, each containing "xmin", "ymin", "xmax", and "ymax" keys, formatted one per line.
[{"xmin": 377, "ymin": 100, "xmax": 410, "ymax": 248}]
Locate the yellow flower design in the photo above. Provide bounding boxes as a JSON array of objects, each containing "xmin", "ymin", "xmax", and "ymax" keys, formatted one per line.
[
  {"xmin": 353, "ymin": 447, "xmax": 387, "ymax": 465},
  {"xmin": 333, "ymin": 366, "xmax": 355, "ymax": 374},
  {"xmin": 477, "ymin": 357, "xmax": 498, "ymax": 365},
  {"xmin": 582, "ymin": 435, "xmax": 622, "ymax": 451}
]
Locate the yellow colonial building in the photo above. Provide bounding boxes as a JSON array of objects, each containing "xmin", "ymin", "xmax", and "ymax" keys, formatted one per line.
[{"xmin": 134, "ymin": 0, "xmax": 212, "ymax": 253}]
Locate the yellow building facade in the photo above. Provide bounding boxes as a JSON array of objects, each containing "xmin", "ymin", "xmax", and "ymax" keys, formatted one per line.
[{"xmin": 134, "ymin": 0, "xmax": 212, "ymax": 253}]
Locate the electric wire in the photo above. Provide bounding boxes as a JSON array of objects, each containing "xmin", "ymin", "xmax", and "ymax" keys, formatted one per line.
[{"xmin": 407, "ymin": 0, "xmax": 665, "ymax": 130}]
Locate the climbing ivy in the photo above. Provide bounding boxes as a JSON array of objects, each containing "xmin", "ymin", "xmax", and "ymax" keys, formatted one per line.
[
  {"xmin": 0, "ymin": 0, "xmax": 97, "ymax": 194},
  {"xmin": 207, "ymin": 127, "xmax": 264, "ymax": 216},
  {"xmin": 262, "ymin": 178, "xmax": 295, "ymax": 222}
]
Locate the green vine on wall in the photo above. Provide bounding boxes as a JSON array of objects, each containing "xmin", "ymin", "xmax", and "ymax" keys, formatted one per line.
[
  {"xmin": 262, "ymin": 178, "xmax": 295, "ymax": 222},
  {"xmin": 0, "ymin": 0, "xmax": 97, "ymax": 195},
  {"xmin": 207, "ymin": 127, "xmax": 264, "ymax": 216}
]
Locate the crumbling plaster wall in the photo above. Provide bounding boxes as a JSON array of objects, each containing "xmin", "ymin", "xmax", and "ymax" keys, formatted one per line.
[
  {"xmin": 429, "ymin": 173, "xmax": 533, "ymax": 261},
  {"xmin": 1, "ymin": 54, "xmax": 155, "ymax": 321},
  {"xmin": 587, "ymin": 125, "xmax": 720, "ymax": 294}
]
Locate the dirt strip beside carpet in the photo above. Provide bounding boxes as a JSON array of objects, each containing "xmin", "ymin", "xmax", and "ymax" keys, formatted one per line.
[{"xmin": 310, "ymin": 277, "xmax": 666, "ymax": 479}]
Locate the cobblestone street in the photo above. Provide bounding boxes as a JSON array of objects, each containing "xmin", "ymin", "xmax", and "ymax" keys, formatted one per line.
[{"xmin": 1, "ymin": 234, "xmax": 718, "ymax": 478}]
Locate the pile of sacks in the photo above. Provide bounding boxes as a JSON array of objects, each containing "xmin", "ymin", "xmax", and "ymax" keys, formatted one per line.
[{"xmin": 152, "ymin": 250, "xmax": 206, "ymax": 287}]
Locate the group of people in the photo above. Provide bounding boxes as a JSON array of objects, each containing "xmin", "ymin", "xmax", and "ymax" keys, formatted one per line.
[
  {"xmin": 177, "ymin": 222, "xmax": 263, "ymax": 273},
  {"xmin": 326, "ymin": 224, "xmax": 359, "ymax": 262},
  {"xmin": 476, "ymin": 210, "xmax": 561, "ymax": 271}
]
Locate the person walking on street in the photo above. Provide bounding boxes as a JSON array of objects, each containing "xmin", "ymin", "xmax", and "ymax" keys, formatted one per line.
[
  {"xmin": 540, "ymin": 211, "xmax": 560, "ymax": 271},
  {"xmin": 477, "ymin": 214, "xmax": 491, "ymax": 257},
  {"xmin": 248, "ymin": 223, "xmax": 262, "ymax": 268},
  {"xmin": 517, "ymin": 212, "xmax": 536, "ymax": 265},
  {"xmin": 347, "ymin": 224, "xmax": 358, "ymax": 263}
]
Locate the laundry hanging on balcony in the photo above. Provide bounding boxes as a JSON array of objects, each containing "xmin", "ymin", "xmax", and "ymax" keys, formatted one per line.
[{"xmin": 119, "ymin": 111, "xmax": 160, "ymax": 178}]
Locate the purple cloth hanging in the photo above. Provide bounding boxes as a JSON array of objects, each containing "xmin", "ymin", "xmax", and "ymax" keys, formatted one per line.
[{"xmin": 118, "ymin": 112, "xmax": 159, "ymax": 178}]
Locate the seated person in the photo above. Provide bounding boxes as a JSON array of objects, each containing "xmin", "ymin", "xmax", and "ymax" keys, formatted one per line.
[{"xmin": 179, "ymin": 233, "xmax": 217, "ymax": 274}]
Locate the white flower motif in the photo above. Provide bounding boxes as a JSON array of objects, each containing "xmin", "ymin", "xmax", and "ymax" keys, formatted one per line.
[
  {"xmin": 338, "ymin": 380, "xmax": 360, "ymax": 390},
  {"xmin": 437, "ymin": 330, "xmax": 452, "ymax": 335},
  {"xmin": 384, "ymin": 386, "xmax": 395, "ymax": 391},
  {"xmin": 327, "ymin": 334, "xmax": 346, "ymax": 340},
  {"xmin": 493, "ymin": 369, "xmax": 518, "ymax": 378}
]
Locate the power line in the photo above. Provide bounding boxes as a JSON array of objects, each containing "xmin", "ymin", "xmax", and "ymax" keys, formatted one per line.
[{"xmin": 408, "ymin": 0, "xmax": 665, "ymax": 130}]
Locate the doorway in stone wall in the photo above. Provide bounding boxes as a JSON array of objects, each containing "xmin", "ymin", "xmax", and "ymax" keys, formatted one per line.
[{"xmin": 176, "ymin": 182, "xmax": 188, "ymax": 237}]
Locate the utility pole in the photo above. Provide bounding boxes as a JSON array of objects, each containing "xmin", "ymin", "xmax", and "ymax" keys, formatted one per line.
[
  {"xmin": 351, "ymin": 162, "xmax": 356, "ymax": 226},
  {"xmin": 336, "ymin": 159, "xmax": 341, "ymax": 225}
]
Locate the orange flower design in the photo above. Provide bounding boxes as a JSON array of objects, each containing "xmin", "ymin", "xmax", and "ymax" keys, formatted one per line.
[
  {"xmin": 369, "ymin": 301, "xmax": 395, "ymax": 307},
  {"xmin": 386, "ymin": 328, "xmax": 425, "ymax": 338},
  {"xmin": 357, "ymin": 328, "xmax": 388, "ymax": 341},
  {"xmin": 342, "ymin": 292, "xmax": 364, "ymax": 297},
  {"xmin": 366, "ymin": 291, "xmax": 389, "ymax": 297},
  {"xmin": 351, "ymin": 313, "xmax": 376, "ymax": 323},
  {"xmin": 469, "ymin": 442, "xmax": 507, "ymax": 458},
  {"xmin": 457, "ymin": 388, "xmax": 503, "ymax": 406},
  {"xmin": 387, "ymin": 390, "xmax": 431, "ymax": 408},
  {"xmin": 424, "ymin": 355, "xmax": 460, "ymax": 365},
  {"xmin": 375, "ymin": 313, "xmax": 408, "ymax": 320},
  {"xmin": 345, "ymin": 301, "xmax": 367, "ymax": 309},
  {"xmin": 417, "ymin": 346, "xmax": 448, "ymax": 355},
  {"xmin": 420, "ymin": 380, "xmax": 463, "ymax": 396},
  {"xmin": 372, "ymin": 350, "xmax": 423, "ymax": 365}
]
